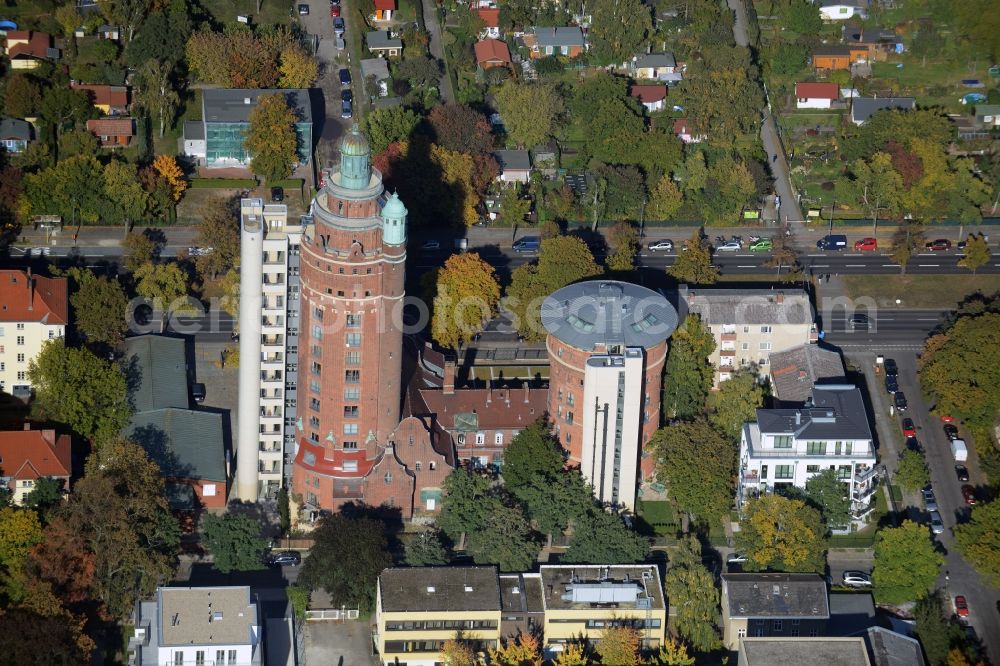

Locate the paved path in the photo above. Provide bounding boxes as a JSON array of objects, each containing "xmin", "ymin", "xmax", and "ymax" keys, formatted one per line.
[{"xmin": 420, "ymin": 0, "xmax": 455, "ymax": 103}]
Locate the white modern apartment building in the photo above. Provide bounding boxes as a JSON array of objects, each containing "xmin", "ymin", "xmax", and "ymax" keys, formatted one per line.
[
  {"xmin": 737, "ymin": 385, "xmax": 880, "ymax": 524},
  {"xmin": 131, "ymin": 586, "xmax": 262, "ymax": 666},
  {"xmin": 0, "ymin": 270, "xmax": 67, "ymax": 399},
  {"xmin": 235, "ymin": 199, "xmax": 305, "ymax": 502},
  {"xmin": 681, "ymin": 286, "xmax": 817, "ymax": 387}
]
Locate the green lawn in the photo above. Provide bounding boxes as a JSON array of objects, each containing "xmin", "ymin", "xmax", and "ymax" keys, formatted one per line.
[
  {"xmin": 200, "ymin": 0, "xmax": 296, "ymax": 27},
  {"xmin": 842, "ymin": 273, "xmax": 1000, "ymax": 309},
  {"xmin": 637, "ymin": 500, "xmax": 678, "ymax": 532}
]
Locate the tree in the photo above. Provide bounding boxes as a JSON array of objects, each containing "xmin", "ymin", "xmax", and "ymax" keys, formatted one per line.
[
  {"xmin": 648, "ymin": 639, "xmax": 696, "ymax": 666},
  {"xmin": 850, "ymin": 152, "xmax": 903, "ymax": 225},
  {"xmin": 440, "ymin": 638, "xmax": 478, "ymax": 666},
  {"xmin": 489, "ymin": 633, "xmax": 542, "ymax": 666},
  {"xmin": 277, "ymin": 487, "xmax": 291, "ymax": 535},
  {"xmin": 465, "ymin": 496, "xmax": 538, "ymax": 572},
  {"xmin": 428, "ymin": 103, "xmax": 494, "ymax": 155},
  {"xmin": 97, "ymin": 0, "xmax": 150, "ymax": 41},
  {"xmin": 959, "ymin": 233, "xmax": 991, "ymax": 274},
  {"xmin": 872, "ymin": 520, "xmax": 944, "ymax": 605},
  {"xmin": 134, "ymin": 59, "xmax": 180, "ymax": 139},
  {"xmin": 39, "ymin": 86, "xmax": 92, "ymax": 160},
  {"xmin": 194, "ymin": 197, "xmax": 241, "ymax": 279},
  {"xmin": 888, "ymin": 221, "xmax": 926, "ymax": 274},
  {"xmin": 668, "ymin": 230, "xmax": 719, "ymax": 284},
  {"xmin": 494, "ymin": 80, "xmax": 562, "ymax": 148},
  {"xmin": 563, "ymin": 508, "xmax": 647, "ymax": 564},
  {"xmin": 769, "ymin": 42, "xmax": 808, "ymax": 76},
  {"xmin": 955, "ymin": 0, "xmax": 1000, "ymax": 62},
  {"xmin": 28, "ymin": 343, "xmax": 131, "ymax": 446},
  {"xmin": 23, "ymin": 516, "xmax": 96, "ymax": 608},
  {"xmin": 650, "ymin": 420, "xmax": 735, "ymax": 524},
  {"xmin": 69, "ymin": 270, "xmax": 129, "ymax": 346},
  {"xmin": 432, "ymin": 252, "xmax": 501, "ymax": 350},
  {"xmin": 134, "ymin": 262, "xmax": 195, "ymax": 325},
  {"xmin": 278, "ymin": 45, "xmax": 319, "ymax": 89},
  {"xmin": 914, "ymin": 592, "xmax": 965, "ymax": 666},
  {"xmin": 664, "ymin": 535, "xmax": 721, "ymax": 652},
  {"xmin": 0, "ymin": 507, "xmax": 44, "ymax": 571},
  {"xmin": 21, "ymin": 155, "xmax": 105, "ymax": 223},
  {"xmin": 661, "ymin": 314, "xmax": 715, "ymax": 420},
  {"xmin": 437, "ymin": 468, "xmax": 493, "ymax": 540},
  {"xmin": 502, "ymin": 420, "xmax": 564, "ymax": 491},
  {"xmin": 497, "ymin": 185, "xmax": 531, "ymax": 227},
  {"xmin": 362, "ymin": 106, "xmax": 420, "ymax": 154},
  {"xmin": 802, "ymin": 469, "xmax": 851, "ymax": 531},
  {"xmin": 515, "ymin": 471, "xmax": 595, "ymax": 536},
  {"xmin": 202, "ymin": 514, "xmax": 267, "ymax": 574},
  {"xmin": 648, "ymin": 175, "xmax": 683, "ymax": 222},
  {"xmin": 707, "ymin": 371, "xmax": 764, "ymax": 441},
  {"xmin": 736, "ymin": 494, "xmax": 827, "ymax": 573},
  {"xmin": 606, "ymin": 221, "xmax": 639, "ymax": 271},
  {"xmin": 587, "ymin": 0, "xmax": 651, "ymax": 64},
  {"xmin": 245, "ymin": 93, "xmax": 299, "ymax": 182},
  {"xmin": 783, "ymin": 0, "xmax": 822, "ymax": 33},
  {"xmin": 299, "ymin": 514, "xmax": 391, "ymax": 613},
  {"xmin": 954, "ymin": 499, "xmax": 1000, "ymax": 586},
  {"xmin": 3, "ymin": 75, "xmax": 42, "ymax": 118},
  {"xmin": 152, "ymin": 155, "xmax": 186, "ymax": 203},
  {"xmin": 404, "ymin": 529, "xmax": 449, "ymax": 566},
  {"xmin": 0, "ymin": 608, "xmax": 93, "ymax": 663},
  {"xmin": 552, "ymin": 643, "xmax": 588, "ymax": 666},
  {"xmin": 21, "ymin": 477, "xmax": 64, "ymax": 519},
  {"xmin": 104, "ymin": 160, "xmax": 150, "ymax": 228},
  {"xmin": 121, "ymin": 229, "xmax": 163, "ymax": 272},
  {"xmin": 895, "ymin": 449, "xmax": 931, "ymax": 493},
  {"xmin": 126, "ymin": 8, "xmax": 191, "ymax": 69},
  {"xmin": 596, "ymin": 626, "xmax": 641, "ymax": 666}
]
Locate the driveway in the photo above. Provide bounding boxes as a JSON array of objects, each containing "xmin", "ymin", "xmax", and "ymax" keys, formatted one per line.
[
  {"xmin": 305, "ymin": 621, "xmax": 380, "ymax": 666},
  {"xmin": 420, "ymin": 0, "xmax": 455, "ymax": 103}
]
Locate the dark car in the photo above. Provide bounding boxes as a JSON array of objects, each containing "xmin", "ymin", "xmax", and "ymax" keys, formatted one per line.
[
  {"xmin": 266, "ymin": 551, "xmax": 302, "ymax": 567},
  {"xmin": 905, "ymin": 436, "xmax": 920, "ymax": 452},
  {"xmin": 270, "ymin": 186, "xmax": 284, "ymax": 202},
  {"xmin": 333, "ymin": 16, "xmax": 345, "ymax": 34},
  {"xmin": 191, "ymin": 382, "xmax": 206, "ymax": 404},
  {"xmin": 926, "ymin": 239, "xmax": 952, "ymax": 251},
  {"xmin": 341, "ymin": 88, "xmax": 352, "ymax": 102},
  {"xmin": 883, "ymin": 358, "xmax": 898, "ymax": 376},
  {"xmin": 894, "ymin": 392, "xmax": 908, "ymax": 411},
  {"xmin": 341, "ymin": 99, "xmax": 353, "ymax": 118},
  {"xmin": 885, "ymin": 375, "xmax": 898, "ymax": 394},
  {"xmin": 944, "ymin": 424, "xmax": 960, "ymax": 440},
  {"xmin": 339, "ymin": 67, "xmax": 351, "ymax": 85},
  {"xmin": 297, "ymin": 3, "xmax": 309, "ymax": 14},
  {"xmin": 956, "ymin": 464, "xmax": 969, "ymax": 482},
  {"xmin": 848, "ymin": 313, "xmax": 871, "ymax": 331},
  {"xmin": 962, "ymin": 485, "xmax": 977, "ymax": 506},
  {"xmin": 901, "ymin": 418, "xmax": 916, "ymax": 438}
]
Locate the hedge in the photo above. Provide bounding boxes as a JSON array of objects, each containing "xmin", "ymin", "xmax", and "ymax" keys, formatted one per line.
[{"xmin": 189, "ymin": 178, "xmax": 257, "ymax": 189}]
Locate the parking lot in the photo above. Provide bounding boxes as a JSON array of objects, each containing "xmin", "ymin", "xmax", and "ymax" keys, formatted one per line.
[{"xmin": 304, "ymin": 620, "xmax": 379, "ymax": 666}]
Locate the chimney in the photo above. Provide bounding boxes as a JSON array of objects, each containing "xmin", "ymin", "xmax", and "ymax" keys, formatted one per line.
[
  {"xmin": 443, "ymin": 360, "xmax": 456, "ymax": 395},
  {"xmin": 23, "ymin": 423, "xmax": 31, "ymax": 431},
  {"xmin": 776, "ymin": 291, "xmax": 784, "ymax": 304},
  {"xmin": 795, "ymin": 412, "xmax": 801, "ymax": 425},
  {"xmin": 523, "ymin": 384, "xmax": 530, "ymax": 403},
  {"xmin": 27, "ymin": 268, "xmax": 33, "ymax": 311}
]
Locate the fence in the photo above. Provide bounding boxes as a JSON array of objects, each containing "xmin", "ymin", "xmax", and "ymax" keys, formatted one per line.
[{"xmin": 305, "ymin": 608, "xmax": 360, "ymax": 621}]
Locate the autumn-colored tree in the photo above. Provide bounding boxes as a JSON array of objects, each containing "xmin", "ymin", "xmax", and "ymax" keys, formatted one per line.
[
  {"xmin": 552, "ymin": 643, "xmax": 589, "ymax": 666},
  {"xmin": 668, "ymin": 230, "xmax": 719, "ymax": 284},
  {"xmin": 432, "ymin": 252, "xmax": 501, "ymax": 350},
  {"xmin": 607, "ymin": 221, "xmax": 639, "ymax": 271},
  {"xmin": 25, "ymin": 516, "xmax": 96, "ymax": 608},
  {"xmin": 647, "ymin": 638, "xmax": 696, "ymax": 666},
  {"xmin": 104, "ymin": 160, "xmax": 150, "ymax": 229},
  {"xmin": 193, "ymin": 197, "xmax": 241, "ymax": 279},
  {"xmin": 735, "ymin": 494, "xmax": 827, "ymax": 573},
  {"xmin": 489, "ymin": 632, "xmax": 542, "ymax": 666},
  {"xmin": 883, "ymin": 139, "xmax": 923, "ymax": 190},
  {"xmin": 888, "ymin": 221, "xmax": 926, "ymax": 274},
  {"xmin": 0, "ymin": 608, "xmax": 94, "ymax": 663},
  {"xmin": 430, "ymin": 143, "xmax": 480, "ymax": 226},
  {"xmin": 244, "ymin": 93, "xmax": 300, "ymax": 182},
  {"xmin": 278, "ymin": 45, "xmax": 319, "ymax": 89},
  {"xmin": 440, "ymin": 636, "xmax": 481, "ymax": 666},
  {"xmin": 959, "ymin": 233, "xmax": 991, "ymax": 274},
  {"xmin": 648, "ymin": 174, "xmax": 683, "ymax": 222},
  {"xmin": 121, "ymin": 229, "xmax": 164, "ymax": 272},
  {"xmin": 3, "ymin": 74, "xmax": 42, "ymax": 118},
  {"xmin": 0, "ymin": 507, "xmax": 44, "ymax": 571},
  {"xmin": 152, "ymin": 155, "xmax": 187, "ymax": 203},
  {"xmin": 428, "ymin": 103, "xmax": 495, "ymax": 155},
  {"xmin": 134, "ymin": 262, "xmax": 197, "ymax": 326},
  {"xmin": 596, "ymin": 626, "xmax": 641, "ymax": 666},
  {"xmin": 494, "ymin": 80, "xmax": 563, "ymax": 148}
]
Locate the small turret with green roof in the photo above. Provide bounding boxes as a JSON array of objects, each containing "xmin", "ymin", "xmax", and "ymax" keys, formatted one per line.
[
  {"xmin": 338, "ymin": 123, "xmax": 371, "ymax": 190},
  {"xmin": 381, "ymin": 191, "xmax": 407, "ymax": 246}
]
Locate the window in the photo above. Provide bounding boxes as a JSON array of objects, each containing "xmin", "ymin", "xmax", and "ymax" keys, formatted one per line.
[
  {"xmin": 174, "ymin": 653, "xmax": 183, "ymax": 666},
  {"xmin": 773, "ymin": 435, "xmax": 792, "ymax": 449},
  {"xmin": 49, "ymin": 329, "xmax": 57, "ymax": 339},
  {"xmin": 16, "ymin": 353, "xmax": 23, "ymax": 363},
  {"xmin": 346, "ymin": 314, "xmax": 360, "ymax": 327},
  {"xmin": 16, "ymin": 323, "xmax": 23, "ymax": 331},
  {"xmin": 806, "ymin": 441, "xmax": 826, "ymax": 455},
  {"xmin": 196, "ymin": 652, "xmax": 205, "ymax": 665},
  {"xmin": 741, "ymin": 342, "xmax": 749, "ymax": 351},
  {"xmin": 772, "ymin": 620, "xmax": 783, "ymax": 631},
  {"xmin": 311, "ymin": 325, "xmax": 322, "ymax": 340},
  {"xmin": 345, "ymin": 370, "xmax": 360, "ymax": 383},
  {"xmin": 845, "ymin": 442, "xmax": 853, "ymax": 455},
  {"xmin": 475, "ymin": 432, "xmax": 485, "ymax": 445},
  {"xmin": 760, "ymin": 325, "xmax": 772, "ymax": 333},
  {"xmin": 311, "ymin": 362, "xmax": 322, "ymax": 375},
  {"xmin": 346, "ymin": 333, "xmax": 361, "ymax": 347},
  {"xmin": 775, "ymin": 464, "xmax": 793, "ymax": 479},
  {"xmin": 384, "ymin": 472, "xmax": 393, "ymax": 484},
  {"xmin": 838, "ymin": 465, "xmax": 851, "ymax": 479},
  {"xmin": 806, "ymin": 465, "xmax": 820, "ymax": 473},
  {"xmin": 344, "ymin": 424, "xmax": 359, "ymax": 435},
  {"xmin": 344, "ymin": 406, "xmax": 359, "ymax": 418},
  {"xmin": 313, "ymin": 307, "xmax": 324, "ymax": 320},
  {"xmin": 415, "ymin": 462, "xmax": 421, "ymax": 471},
  {"xmin": 760, "ymin": 465, "xmax": 768, "ymax": 479},
  {"xmin": 343, "ymin": 441, "xmax": 357, "ymax": 449},
  {"xmin": 759, "ymin": 342, "xmax": 772, "ymax": 351},
  {"xmin": 567, "ymin": 392, "xmax": 575, "ymax": 406},
  {"xmin": 737, "ymin": 628, "xmax": 747, "ymax": 638},
  {"xmin": 346, "ymin": 351, "xmax": 360, "ymax": 365},
  {"xmin": 566, "ymin": 412, "xmax": 574, "ymax": 424},
  {"xmin": 310, "ymin": 380, "xmax": 321, "ymax": 393},
  {"xmin": 343, "ymin": 461, "xmax": 358, "ymax": 472},
  {"xmin": 345, "ymin": 388, "xmax": 360, "ymax": 400},
  {"xmin": 429, "ymin": 461, "xmax": 436, "ymax": 470},
  {"xmin": 16, "ymin": 371, "xmax": 25, "ymax": 381},
  {"xmin": 311, "ymin": 344, "xmax": 322, "ymax": 358},
  {"xmin": 310, "ymin": 398, "xmax": 320, "ymax": 411},
  {"xmin": 216, "ymin": 651, "xmax": 225, "ymax": 665},
  {"xmin": 557, "ymin": 389, "xmax": 563, "ymax": 402},
  {"xmin": 16, "ymin": 336, "xmax": 24, "ymax": 345},
  {"xmin": 494, "ymin": 433, "xmax": 503, "ymax": 445},
  {"xmin": 791, "ymin": 619, "xmax": 800, "ymax": 626},
  {"xmin": 308, "ymin": 416, "xmax": 320, "ymax": 428}
]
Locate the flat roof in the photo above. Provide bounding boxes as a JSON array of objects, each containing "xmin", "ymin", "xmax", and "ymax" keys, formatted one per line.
[
  {"xmin": 158, "ymin": 587, "xmax": 257, "ymax": 646},
  {"xmin": 379, "ymin": 567, "xmax": 501, "ymax": 613},
  {"xmin": 202, "ymin": 88, "xmax": 312, "ymax": 124},
  {"xmin": 542, "ymin": 280, "xmax": 678, "ymax": 351},
  {"xmin": 539, "ymin": 565, "xmax": 665, "ymax": 612},
  {"xmin": 740, "ymin": 637, "xmax": 870, "ymax": 666},
  {"xmin": 755, "ymin": 384, "xmax": 872, "ymax": 441},
  {"xmin": 681, "ymin": 286, "xmax": 813, "ymax": 326},
  {"xmin": 723, "ymin": 573, "xmax": 829, "ymax": 619}
]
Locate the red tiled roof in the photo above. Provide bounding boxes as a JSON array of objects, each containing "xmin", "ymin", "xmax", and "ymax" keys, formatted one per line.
[
  {"xmin": 474, "ymin": 38, "xmax": 511, "ymax": 65},
  {"xmin": 374, "ymin": 0, "xmax": 396, "ymax": 9},
  {"xmin": 0, "ymin": 270, "xmax": 68, "ymax": 324},
  {"xmin": 476, "ymin": 7, "xmax": 500, "ymax": 27},
  {"xmin": 795, "ymin": 82, "xmax": 839, "ymax": 99},
  {"xmin": 672, "ymin": 118, "xmax": 689, "ymax": 134},
  {"xmin": 71, "ymin": 83, "xmax": 129, "ymax": 109},
  {"xmin": 0, "ymin": 429, "xmax": 71, "ymax": 481},
  {"xmin": 86, "ymin": 117, "xmax": 135, "ymax": 137},
  {"xmin": 418, "ymin": 386, "xmax": 549, "ymax": 431},
  {"xmin": 630, "ymin": 85, "xmax": 667, "ymax": 104},
  {"xmin": 4, "ymin": 31, "xmax": 51, "ymax": 59}
]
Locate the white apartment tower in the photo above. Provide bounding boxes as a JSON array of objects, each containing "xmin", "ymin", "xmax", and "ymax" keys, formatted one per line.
[{"xmin": 236, "ymin": 199, "xmax": 305, "ymax": 502}]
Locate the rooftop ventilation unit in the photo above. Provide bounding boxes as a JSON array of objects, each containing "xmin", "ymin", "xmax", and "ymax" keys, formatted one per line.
[
  {"xmin": 561, "ymin": 582, "xmax": 640, "ymax": 604},
  {"xmin": 426, "ymin": 586, "xmax": 436, "ymax": 593}
]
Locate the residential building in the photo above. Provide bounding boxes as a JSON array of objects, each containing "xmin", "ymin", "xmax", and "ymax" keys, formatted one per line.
[
  {"xmin": 795, "ymin": 82, "xmax": 839, "ymax": 109},
  {"xmin": 494, "ymin": 149, "xmax": 531, "ymax": 183},
  {"xmin": 86, "ymin": 117, "xmax": 135, "ymax": 147},
  {"xmin": 630, "ymin": 52, "xmax": 677, "ymax": 81},
  {"xmin": 681, "ymin": 286, "xmax": 817, "ymax": 387},
  {"xmin": 768, "ymin": 344, "xmax": 845, "ymax": 405},
  {"xmin": 367, "ymin": 30, "xmax": 402, "ymax": 57},
  {"xmin": 542, "ymin": 280, "xmax": 678, "ymax": 510},
  {"xmin": 630, "ymin": 85, "xmax": 667, "ymax": 112},
  {"xmin": 850, "ymin": 97, "xmax": 915, "ymax": 125},
  {"xmin": 124, "ymin": 335, "xmax": 227, "ymax": 508},
  {"xmin": 864, "ymin": 627, "xmax": 926, "ymax": 666},
  {"xmin": 842, "ymin": 24, "xmax": 902, "ymax": 61},
  {"xmin": 0, "ymin": 426, "xmax": 71, "ymax": 505},
  {"xmin": 71, "ymin": 82, "xmax": 130, "ymax": 114},
  {"xmin": 361, "ymin": 58, "xmax": 392, "ymax": 98},
  {"xmin": 976, "ymin": 104, "xmax": 1000, "ymax": 127},
  {"xmin": 374, "ymin": 565, "xmax": 666, "ymax": 666},
  {"xmin": 96, "ymin": 24, "xmax": 120, "ymax": 40},
  {"xmin": 476, "ymin": 7, "xmax": 500, "ymax": 38},
  {"xmin": 738, "ymin": 637, "xmax": 871, "ymax": 666},
  {"xmin": 2, "ymin": 31, "xmax": 59, "ymax": 69},
  {"xmin": 131, "ymin": 586, "xmax": 262, "ymax": 666},
  {"xmin": 475, "ymin": 38, "xmax": 512, "ymax": 70},
  {"xmin": 234, "ymin": 199, "xmax": 304, "ymax": 502},
  {"xmin": 672, "ymin": 118, "xmax": 705, "ymax": 143},
  {"xmin": 0, "ymin": 117, "xmax": 31, "ymax": 153},
  {"xmin": 373, "ymin": 0, "xmax": 396, "ymax": 20},
  {"xmin": 811, "ymin": 45, "xmax": 866, "ymax": 70},
  {"xmin": 737, "ymin": 385, "xmax": 880, "ymax": 522},
  {"xmin": 0, "ymin": 269, "xmax": 68, "ymax": 398},
  {"xmin": 721, "ymin": 573, "xmax": 830, "ymax": 650},
  {"xmin": 817, "ymin": 0, "xmax": 868, "ymax": 21},
  {"xmin": 183, "ymin": 89, "xmax": 312, "ymax": 169},
  {"xmin": 526, "ymin": 26, "xmax": 586, "ymax": 58}
]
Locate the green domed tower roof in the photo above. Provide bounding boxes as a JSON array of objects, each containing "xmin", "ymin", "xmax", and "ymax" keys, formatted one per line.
[
  {"xmin": 338, "ymin": 124, "xmax": 372, "ymax": 189},
  {"xmin": 340, "ymin": 123, "xmax": 370, "ymax": 156},
  {"xmin": 381, "ymin": 191, "xmax": 407, "ymax": 246}
]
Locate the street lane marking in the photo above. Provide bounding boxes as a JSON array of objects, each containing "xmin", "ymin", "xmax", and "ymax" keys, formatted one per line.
[
  {"xmin": 807, "ymin": 254, "xmax": 825, "ymax": 257},
  {"xmin": 736, "ymin": 265, "xmax": 756, "ymax": 268},
  {"xmin": 846, "ymin": 264, "xmax": 865, "ymax": 267},
  {"xmin": 813, "ymin": 264, "xmax": 829, "ymax": 268},
  {"xmin": 916, "ymin": 318, "xmax": 938, "ymax": 321},
  {"xmin": 918, "ymin": 264, "xmax": 939, "ymax": 267},
  {"xmin": 882, "ymin": 264, "xmax": 901, "ymax": 267}
]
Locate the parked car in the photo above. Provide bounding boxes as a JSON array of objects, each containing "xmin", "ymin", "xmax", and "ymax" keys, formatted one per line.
[
  {"xmin": 421, "ymin": 240, "xmax": 440, "ymax": 251},
  {"xmin": 191, "ymin": 383, "xmax": 206, "ymax": 404},
  {"xmin": 647, "ymin": 239, "xmax": 674, "ymax": 252},
  {"xmin": 955, "ymin": 464, "xmax": 969, "ymax": 482},
  {"xmin": 962, "ymin": 485, "xmax": 977, "ymax": 505},
  {"xmin": 265, "ymin": 551, "xmax": 301, "ymax": 567},
  {"xmin": 341, "ymin": 99, "xmax": 352, "ymax": 118},
  {"xmin": 333, "ymin": 16, "xmax": 345, "ymax": 34},
  {"xmin": 854, "ymin": 237, "xmax": 878, "ymax": 251},
  {"xmin": 270, "ymin": 186, "xmax": 284, "ymax": 202},
  {"xmin": 330, "ymin": 4, "xmax": 340, "ymax": 15},
  {"xmin": 929, "ymin": 510, "xmax": 945, "ymax": 534},
  {"xmin": 883, "ymin": 358, "xmax": 898, "ymax": 376},
  {"xmin": 901, "ymin": 418, "xmax": 917, "ymax": 438},
  {"xmin": 727, "ymin": 553, "xmax": 748, "ymax": 564},
  {"xmin": 885, "ymin": 375, "xmax": 899, "ymax": 394},
  {"xmin": 926, "ymin": 239, "xmax": 952, "ymax": 251},
  {"xmin": 894, "ymin": 392, "xmax": 908, "ymax": 411},
  {"xmin": 905, "ymin": 437, "xmax": 920, "ymax": 452},
  {"xmin": 842, "ymin": 571, "xmax": 872, "ymax": 587},
  {"xmin": 338, "ymin": 67, "xmax": 350, "ymax": 85},
  {"xmin": 816, "ymin": 234, "xmax": 848, "ymax": 250},
  {"xmin": 297, "ymin": 3, "xmax": 309, "ymax": 14},
  {"xmin": 512, "ymin": 236, "xmax": 540, "ymax": 253},
  {"xmin": 341, "ymin": 88, "xmax": 352, "ymax": 102},
  {"xmin": 955, "ymin": 595, "xmax": 969, "ymax": 618},
  {"xmin": 749, "ymin": 239, "xmax": 773, "ymax": 252},
  {"xmin": 848, "ymin": 313, "xmax": 871, "ymax": 331},
  {"xmin": 923, "ymin": 487, "xmax": 938, "ymax": 512},
  {"xmin": 715, "ymin": 240, "xmax": 742, "ymax": 252},
  {"xmin": 944, "ymin": 424, "xmax": 959, "ymax": 440},
  {"xmin": 940, "ymin": 415, "xmax": 956, "ymax": 424}
]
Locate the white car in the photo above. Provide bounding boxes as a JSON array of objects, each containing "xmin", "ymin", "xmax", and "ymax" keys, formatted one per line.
[
  {"xmin": 421, "ymin": 240, "xmax": 441, "ymax": 251},
  {"xmin": 842, "ymin": 571, "xmax": 872, "ymax": 587},
  {"xmin": 929, "ymin": 510, "xmax": 945, "ymax": 534},
  {"xmin": 715, "ymin": 241, "xmax": 742, "ymax": 252},
  {"xmin": 727, "ymin": 553, "xmax": 748, "ymax": 564},
  {"xmin": 647, "ymin": 239, "xmax": 674, "ymax": 252}
]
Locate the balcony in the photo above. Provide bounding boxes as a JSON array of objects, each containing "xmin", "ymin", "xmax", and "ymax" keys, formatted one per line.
[
  {"xmin": 260, "ymin": 408, "xmax": 283, "ymax": 418},
  {"xmin": 855, "ymin": 464, "xmax": 881, "ymax": 485},
  {"xmin": 741, "ymin": 470, "xmax": 760, "ymax": 483},
  {"xmin": 262, "ymin": 335, "xmax": 284, "ymax": 346},
  {"xmin": 721, "ymin": 332, "xmax": 737, "ymax": 342},
  {"xmin": 719, "ymin": 348, "xmax": 735, "ymax": 356},
  {"xmin": 260, "ymin": 372, "xmax": 282, "ymax": 382}
]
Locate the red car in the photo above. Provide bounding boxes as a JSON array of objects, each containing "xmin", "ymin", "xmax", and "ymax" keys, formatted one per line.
[
  {"xmin": 926, "ymin": 239, "xmax": 952, "ymax": 251},
  {"xmin": 901, "ymin": 418, "xmax": 917, "ymax": 438},
  {"xmin": 330, "ymin": 4, "xmax": 340, "ymax": 16},
  {"xmin": 941, "ymin": 415, "xmax": 956, "ymax": 424},
  {"xmin": 962, "ymin": 485, "xmax": 977, "ymax": 505},
  {"xmin": 954, "ymin": 595, "xmax": 969, "ymax": 617},
  {"xmin": 855, "ymin": 237, "xmax": 878, "ymax": 251}
]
